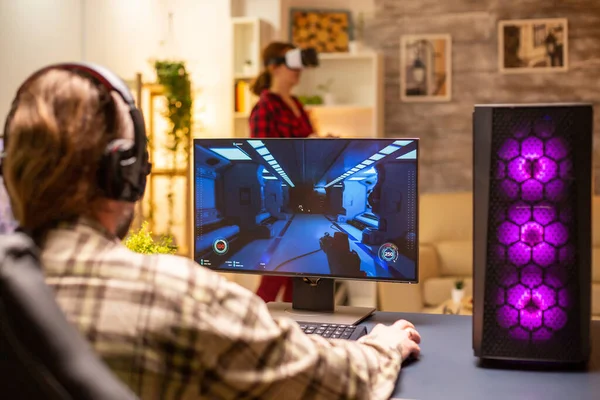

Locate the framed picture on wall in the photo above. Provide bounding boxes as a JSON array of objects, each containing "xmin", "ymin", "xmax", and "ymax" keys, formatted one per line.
[
  {"xmin": 499, "ymin": 18, "xmax": 568, "ymax": 73},
  {"xmin": 400, "ymin": 34, "xmax": 452, "ymax": 102},
  {"xmin": 289, "ymin": 8, "xmax": 353, "ymax": 53}
]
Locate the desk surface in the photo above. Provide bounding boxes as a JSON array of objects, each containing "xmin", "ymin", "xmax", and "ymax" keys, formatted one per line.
[{"xmin": 362, "ymin": 312, "xmax": 600, "ymax": 400}]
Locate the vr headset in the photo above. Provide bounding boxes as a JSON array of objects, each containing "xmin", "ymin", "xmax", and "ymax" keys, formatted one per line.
[{"xmin": 268, "ymin": 47, "xmax": 319, "ymax": 69}]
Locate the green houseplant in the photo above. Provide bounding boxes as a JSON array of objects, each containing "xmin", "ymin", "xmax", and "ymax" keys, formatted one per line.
[
  {"xmin": 297, "ymin": 94, "xmax": 323, "ymax": 106},
  {"xmin": 452, "ymin": 279, "xmax": 465, "ymax": 304},
  {"xmin": 123, "ymin": 222, "xmax": 177, "ymax": 255},
  {"xmin": 153, "ymin": 60, "xmax": 193, "ymax": 237},
  {"xmin": 317, "ymin": 79, "xmax": 335, "ymax": 105}
]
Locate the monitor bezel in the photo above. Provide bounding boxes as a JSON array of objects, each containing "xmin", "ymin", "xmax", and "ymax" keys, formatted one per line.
[{"xmin": 192, "ymin": 137, "xmax": 420, "ymax": 284}]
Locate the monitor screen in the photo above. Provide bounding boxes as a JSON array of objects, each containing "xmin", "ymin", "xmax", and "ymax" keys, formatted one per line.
[{"xmin": 193, "ymin": 138, "xmax": 419, "ymax": 282}]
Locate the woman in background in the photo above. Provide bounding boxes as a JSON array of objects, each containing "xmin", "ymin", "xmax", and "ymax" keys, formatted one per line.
[
  {"xmin": 250, "ymin": 42, "xmax": 314, "ymax": 139},
  {"xmin": 249, "ymin": 41, "xmax": 315, "ymax": 303}
]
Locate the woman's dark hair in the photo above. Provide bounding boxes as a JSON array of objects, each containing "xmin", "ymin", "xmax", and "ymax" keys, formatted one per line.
[{"xmin": 251, "ymin": 42, "xmax": 296, "ymax": 96}]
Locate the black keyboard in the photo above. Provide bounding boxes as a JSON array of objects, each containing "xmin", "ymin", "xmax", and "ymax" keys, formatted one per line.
[{"xmin": 299, "ymin": 322, "xmax": 367, "ymax": 340}]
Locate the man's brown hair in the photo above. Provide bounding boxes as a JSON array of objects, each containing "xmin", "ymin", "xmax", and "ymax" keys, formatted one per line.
[{"xmin": 3, "ymin": 69, "xmax": 129, "ymax": 239}]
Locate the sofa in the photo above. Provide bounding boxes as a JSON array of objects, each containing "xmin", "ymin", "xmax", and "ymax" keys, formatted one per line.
[{"xmin": 378, "ymin": 192, "xmax": 600, "ymax": 320}]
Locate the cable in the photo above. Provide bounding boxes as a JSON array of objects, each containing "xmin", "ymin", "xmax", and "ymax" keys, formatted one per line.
[{"xmin": 272, "ymin": 249, "xmax": 323, "ymax": 271}]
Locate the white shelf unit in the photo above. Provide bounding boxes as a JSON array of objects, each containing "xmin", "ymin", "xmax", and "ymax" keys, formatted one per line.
[
  {"xmin": 232, "ymin": 17, "xmax": 271, "ymax": 138},
  {"xmin": 294, "ymin": 51, "xmax": 384, "ymax": 138}
]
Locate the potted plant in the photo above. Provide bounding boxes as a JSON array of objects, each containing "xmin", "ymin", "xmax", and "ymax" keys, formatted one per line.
[
  {"xmin": 317, "ymin": 79, "xmax": 335, "ymax": 105},
  {"xmin": 452, "ymin": 279, "xmax": 465, "ymax": 304},
  {"xmin": 298, "ymin": 94, "xmax": 323, "ymax": 106},
  {"xmin": 123, "ymin": 222, "xmax": 177, "ymax": 255},
  {"xmin": 349, "ymin": 12, "xmax": 365, "ymax": 54},
  {"xmin": 154, "ymin": 60, "xmax": 193, "ymax": 240}
]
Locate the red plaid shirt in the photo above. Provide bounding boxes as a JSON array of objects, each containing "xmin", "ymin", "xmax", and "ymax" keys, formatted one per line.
[
  {"xmin": 250, "ymin": 90, "xmax": 312, "ymax": 303},
  {"xmin": 250, "ymin": 90, "xmax": 314, "ymax": 138}
]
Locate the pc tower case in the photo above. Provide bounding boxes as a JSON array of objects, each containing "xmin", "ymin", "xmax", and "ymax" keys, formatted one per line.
[{"xmin": 473, "ymin": 104, "xmax": 592, "ymax": 365}]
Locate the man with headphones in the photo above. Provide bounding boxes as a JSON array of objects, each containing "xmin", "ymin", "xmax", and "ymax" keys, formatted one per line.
[{"xmin": 1, "ymin": 63, "xmax": 421, "ymax": 399}]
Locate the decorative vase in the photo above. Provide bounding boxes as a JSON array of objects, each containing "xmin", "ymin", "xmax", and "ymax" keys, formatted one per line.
[
  {"xmin": 451, "ymin": 288, "xmax": 465, "ymax": 305},
  {"xmin": 349, "ymin": 40, "xmax": 364, "ymax": 54},
  {"xmin": 323, "ymin": 92, "xmax": 336, "ymax": 105}
]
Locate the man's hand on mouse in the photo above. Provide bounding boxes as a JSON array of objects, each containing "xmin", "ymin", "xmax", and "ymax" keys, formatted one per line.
[{"xmin": 359, "ymin": 319, "xmax": 421, "ymax": 362}]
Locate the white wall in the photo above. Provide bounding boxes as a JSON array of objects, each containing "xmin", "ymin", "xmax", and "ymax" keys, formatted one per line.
[
  {"xmin": 0, "ymin": 0, "xmax": 83, "ymax": 129},
  {"xmin": 82, "ymin": 0, "xmax": 164, "ymax": 79},
  {"xmin": 83, "ymin": 0, "xmax": 232, "ymax": 138},
  {"xmin": 169, "ymin": 0, "xmax": 233, "ymax": 138},
  {"xmin": 0, "ymin": 0, "xmax": 232, "ymax": 139}
]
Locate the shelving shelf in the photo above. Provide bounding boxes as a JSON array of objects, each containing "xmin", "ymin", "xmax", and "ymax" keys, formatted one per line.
[
  {"xmin": 318, "ymin": 52, "xmax": 379, "ymax": 61},
  {"xmin": 295, "ymin": 51, "xmax": 384, "ymax": 138},
  {"xmin": 305, "ymin": 105, "xmax": 374, "ymax": 112},
  {"xmin": 232, "ymin": 17, "xmax": 271, "ymax": 138},
  {"xmin": 126, "ymin": 75, "xmax": 193, "ymax": 256},
  {"xmin": 235, "ymin": 112, "xmax": 250, "ymax": 119},
  {"xmin": 234, "ymin": 74, "xmax": 256, "ymax": 80}
]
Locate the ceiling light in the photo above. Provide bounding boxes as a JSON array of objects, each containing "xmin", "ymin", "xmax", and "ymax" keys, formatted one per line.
[
  {"xmin": 379, "ymin": 145, "xmax": 401, "ymax": 155},
  {"xmin": 209, "ymin": 148, "xmax": 251, "ymax": 160},
  {"xmin": 256, "ymin": 147, "xmax": 270, "ymax": 156},
  {"xmin": 248, "ymin": 140, "xmax": 264, "ymax": 148}
]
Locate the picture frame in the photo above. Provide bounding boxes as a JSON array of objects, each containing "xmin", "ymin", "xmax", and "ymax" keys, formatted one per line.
[
  {"xmin": 289, "ymin": 8, "xmax": 354, "ymax": 53},
  {"xmin": 498, "ymin": 18, "xmax": 568, "ymax": 74},
  {"xmin": 400, "ymin": 34, "xmax": 452, "ymax": 102}
]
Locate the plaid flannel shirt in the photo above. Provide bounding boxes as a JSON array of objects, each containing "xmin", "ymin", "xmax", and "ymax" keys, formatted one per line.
[
  {"xmin": 40, "ymin": 218, "xmax": 402, "ymax": 399},
  {"xmin": 249, "ymin": 91, "xmax": 314, "ymax": 138}
]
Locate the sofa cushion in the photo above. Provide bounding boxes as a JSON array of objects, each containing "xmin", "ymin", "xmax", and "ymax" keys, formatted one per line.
[
  {"xmin": 436, "ymin": 241, "xmax": 472, "ymax": 277},
  {"xmin": 423, "ymin": 277, "xmax": 472, "ymax": 307},
  {"xmin": 419, "ymin": 192, "xmax": 472, "ymax": 244}
]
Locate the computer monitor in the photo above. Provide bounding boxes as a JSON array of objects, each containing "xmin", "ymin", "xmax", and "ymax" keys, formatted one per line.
[{"xmin": 193, "ymin": 138, "xmax": 419, "ymax": 324}]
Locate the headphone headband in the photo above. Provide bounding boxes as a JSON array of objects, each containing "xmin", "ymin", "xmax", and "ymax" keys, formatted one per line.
[{"xmin": 1, "ymin": 62, "xmax": 151, "ymax": 203}]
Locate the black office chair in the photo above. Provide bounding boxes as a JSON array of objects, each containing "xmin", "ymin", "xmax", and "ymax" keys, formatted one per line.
[{"xmin": 0, "ymin": 232, "xmax": 138, "ymax": 400}]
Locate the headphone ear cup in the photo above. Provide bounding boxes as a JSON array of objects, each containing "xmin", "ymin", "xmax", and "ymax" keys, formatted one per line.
[
  {"xmin": 129, "ymin": 108, "xmax": 151, "ymax": 197},
  {"xmin": 98, "ymin": 139, "xmax": 134, "ymax": 199}
]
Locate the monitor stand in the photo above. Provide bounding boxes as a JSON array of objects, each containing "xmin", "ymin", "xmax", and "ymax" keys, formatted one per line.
[{"xmin": 266, "ymin": 277, "xmax": 376, "ymax": 326}]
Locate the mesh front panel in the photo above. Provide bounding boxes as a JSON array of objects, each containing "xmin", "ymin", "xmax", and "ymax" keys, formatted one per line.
[{"xmin": 481, "ymin": 107, "xmax": 585, "ymax": 360}]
